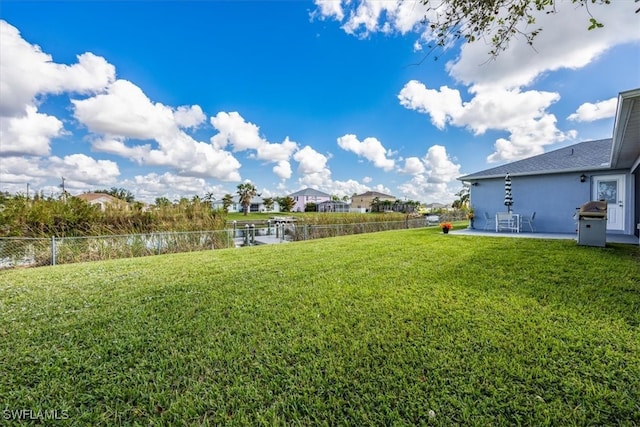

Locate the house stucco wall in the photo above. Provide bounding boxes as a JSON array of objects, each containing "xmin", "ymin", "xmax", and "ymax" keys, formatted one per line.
[
  {"xmin": 352, "ymin": 194, "xmax": 395, "ymax": 211},
  {"xmin": 292, "ymin": 195, "xmax": 331, "ymax": 212},
  {"xmin": 470, "ymin": 172, "xmax": 600, "ymax": 234},
  {"xmin": 633, "ymin": 168, "xmax": 639, "ymax": 238}
]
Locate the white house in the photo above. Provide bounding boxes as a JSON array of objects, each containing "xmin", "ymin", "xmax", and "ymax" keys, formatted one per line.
[{"xmin": 212, "ymin": 196, "xmax": 280, "ymax": 213}]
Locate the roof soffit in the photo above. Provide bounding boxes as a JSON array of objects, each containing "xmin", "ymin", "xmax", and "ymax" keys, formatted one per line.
[{"xmin": 610, "ymin": 89, "xmax": 640, "ymax": 169}]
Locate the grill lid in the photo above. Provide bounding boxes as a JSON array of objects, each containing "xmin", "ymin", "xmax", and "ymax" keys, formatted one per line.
[{"xmin": 578, "ymin": 200, "xmax": 607, "ymax": 218}]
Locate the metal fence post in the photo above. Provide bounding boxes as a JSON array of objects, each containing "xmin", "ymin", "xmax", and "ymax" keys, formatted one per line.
[{"xmin": 51, "ymin": 236, "xmax": 56, "ymax": 266}]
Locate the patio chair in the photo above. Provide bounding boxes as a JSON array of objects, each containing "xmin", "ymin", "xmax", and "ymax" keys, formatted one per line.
[
  {"xmin": 521, "ymin": 211, "xmax": 536, "ymax": 232},
  {"xmin": 482, "ymin": 211, "xmax": 493, "ymax": 230}
]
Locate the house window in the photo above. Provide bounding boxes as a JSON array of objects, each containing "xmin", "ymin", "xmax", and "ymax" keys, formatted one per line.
[{"xmin": 597, "ymin": 180, "xmax": 617, "ymax": 203}]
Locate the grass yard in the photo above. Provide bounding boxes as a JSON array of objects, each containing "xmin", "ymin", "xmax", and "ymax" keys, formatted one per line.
[{"xmin": 1, "ymin": 227, "xmax": 639, "ymax": 426}]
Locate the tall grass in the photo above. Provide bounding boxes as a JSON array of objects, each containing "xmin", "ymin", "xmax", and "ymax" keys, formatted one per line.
[
  {"xmin": 1, "ymin": 228, "xmax": 638, "ymax": 425},
  {"xmin": 0, "ymin": 195, "xmax": 226, "ymax": 238}
]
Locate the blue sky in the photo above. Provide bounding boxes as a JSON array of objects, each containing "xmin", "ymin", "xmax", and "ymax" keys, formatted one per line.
[{"xmin": 1, "ymin": 1, "xmax": 639, "ymax": 204}]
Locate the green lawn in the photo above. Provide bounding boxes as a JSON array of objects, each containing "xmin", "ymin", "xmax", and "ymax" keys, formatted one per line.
[{"xmin": 1, "ymin": 228, "xmax": 638, "ymax": 426}]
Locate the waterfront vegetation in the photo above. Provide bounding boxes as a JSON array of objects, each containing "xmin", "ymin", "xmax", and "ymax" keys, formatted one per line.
[
  {"xmin": 1, "ymin": 227, "xmax": 638, "ymax": 425},
  {"xmin": 0, "ymin": 193, "xmax": 225, "ymax": 237},
  {"xmin": 0, "ymin": 192, "xmax": 450, "ymax": 238}
]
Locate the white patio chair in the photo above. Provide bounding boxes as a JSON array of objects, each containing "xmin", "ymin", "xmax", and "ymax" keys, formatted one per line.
[
  {"xmin": 521, "ymin": 211, "xmax": 536, "ymax": 232},
  {"xmin": 482, "ymin": 212, "xmax": 493, "ymax": 230}
]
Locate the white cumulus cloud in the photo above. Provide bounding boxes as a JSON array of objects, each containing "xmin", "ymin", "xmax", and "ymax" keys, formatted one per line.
[
  {"xmin": 210, "ymin": 111, "xmax": 266, "ymax": 151},
  {"xmin": 0, "ymin": 105, "xmax": 64, "ymax": 156},
  {"xmin": 448, "ymin": 2, "xmax": 640, "ymax": 90},
  {"xmin": 337, "ymin": 134, "xmax": 395, "ymax": 171},
  {"xmin": 568, "ymin": 97, "xmax": 617, "ymax": 122},
  {"xmin": 0, "ymin": 19, "xmax": 115, "ymax": 159},
  {"xmin": 397, "ymin": 145, "xmax": 461, "ymax": 203},
  {"xmin": 400, "ymin": 157, "xmax": 425, "ymax": 175},
  {"xmin": 398, "ymin": 82, "xmax": 463, "ymax": 129},
  {"xmin": 73, "ymin": 80, "xmax": 178, "ymax": 139},
  {"xmin": 48, "ymin": 154, "xmax": 120, "ymax": 188},
  {"xmin": 120, "ymin": 172, "xmax": 217, "ymax": 203},
  {"xmin": 319, "ymin": 2, "xmax": 639, "ymax": 168},
  {"xmin": 71, "ymin": 79, "xmax": 242, "ymax": 181},
  {"xmin": 399, "ymin": 82, "xmax": 577, "ymax": 163},
  {"xmin": 312, "ymin": 0, "xmax": 344, "ymax": 21},
  {"xmin": 316, "ymin": 0, "xmax": 429, "ymax": 37},
  {"xmin": 273, "ymin": 160, "xmax": 293, "ymax": 180},
  {"xmin": 0, "ymin": 20, "xmax": 115, "ymax": 117},
  {"xmin": 293, "ymin": 145, "xmax": 329, "ymax": 175},
  {"xmin": 0, "ymin": 153, "xmax": 120, "ymax": 195},
  {"xmin": 210, "ymin": 112, "xmax": 298, "ymax": 180}
]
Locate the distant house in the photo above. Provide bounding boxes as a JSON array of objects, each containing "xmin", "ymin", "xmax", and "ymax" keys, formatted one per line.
[
  {"xmin": 351, "ymin": 191, "xmax": 395, "ymax": 212},
  {"xmin": 288, "ymin": 188, "xmax": 331, "ymax": 212},
  {"xmin": 212, "ymin": 196, "xmax": 280, "ymax": 213},
  {"xmin": 75, "ymin": 192, "xmax": 127, "ymax": 211},
  {"xmin": 424, "ymin": 202, "xmax": 451, "ymax": 212},
  {"xmin": 459, "ymin": 88, "xmax": 639, "ymax": 239},
  {"xmin": 317, "ymin": 200, "xmax": 350, "ymax": 213}
]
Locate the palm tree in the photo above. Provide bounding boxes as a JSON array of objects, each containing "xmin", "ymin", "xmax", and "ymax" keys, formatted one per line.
[
  {"xmin": 222, "ymin": 194, "xmax": 233, "ymax": 213},
  {"xmin": 453, "ymin": 185, "xmax": 470, "ymax": 209},
  {"xmin": 237, "ymin": 183, "xmax": 258, "ymax": 216}
]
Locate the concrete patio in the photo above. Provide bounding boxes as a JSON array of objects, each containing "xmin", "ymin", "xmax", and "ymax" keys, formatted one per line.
[{"xmin": 451, "ymin": 228, "xmax": 639, "ymax": 245}]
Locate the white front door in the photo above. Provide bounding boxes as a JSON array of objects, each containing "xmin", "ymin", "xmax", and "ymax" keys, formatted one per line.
[{"xmin": 593, "ymin": 174, "xmax": 625, "ymax": 231}]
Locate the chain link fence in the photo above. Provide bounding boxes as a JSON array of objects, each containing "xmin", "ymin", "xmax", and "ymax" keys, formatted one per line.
[
  {"xmin": 0, "ymin": 213, "xmax": 467, "ymax": 270},
  {"xmin": 0, "ymin": 231, "xmax": 232, "ymax": 270},
  {"xmin": 286, "ymin": 216, "xmax": 438, "ymax": 241}
]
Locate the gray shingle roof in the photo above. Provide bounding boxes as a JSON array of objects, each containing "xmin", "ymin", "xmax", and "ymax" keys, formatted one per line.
[
  {"xmin": 354, "ymin": 191, "xmax": 395, "ymax": 199},
  {"xmin": 459, "ymin": 139, "xmax": 613, "ymax": 180},
  {"xmin": 288, "ymin": 187, "xmax": 331, "ymax": 198}
]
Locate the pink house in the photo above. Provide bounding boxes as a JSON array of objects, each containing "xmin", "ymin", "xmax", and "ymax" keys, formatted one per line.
[{"xmin": 289, "ymin": 188, "xmax": 331, "ymax": 212}]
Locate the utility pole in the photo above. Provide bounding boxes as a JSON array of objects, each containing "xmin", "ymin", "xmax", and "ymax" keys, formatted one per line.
[
  {"xmin": 60, "ymin": 177, "xmax": 66, "ymax": 201},
  {"xmin": 26, "ymin": 183, "xmax": 30, "ymax": 199}
]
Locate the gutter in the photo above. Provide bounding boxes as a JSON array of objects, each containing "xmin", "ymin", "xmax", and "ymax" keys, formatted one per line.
[{"xmin": 458, "ymin": 165, "xmax": 614, "ymax": 181}]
